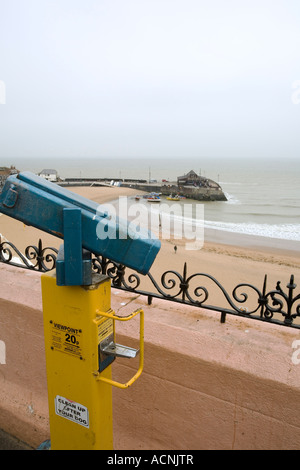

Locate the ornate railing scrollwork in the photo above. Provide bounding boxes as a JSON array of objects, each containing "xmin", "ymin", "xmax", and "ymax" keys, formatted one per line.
[
  {"xmin": 0, "ymin": 237, "xmax": 58, "ymax": 272},
  {"xmin": 91, "ymin": 257, "xmax": 300, "ymax": 329},
  {"xmin": 263, "ymin": 276, "xmax": 300, "ymax": 326},
  {"xmin": 0, "ymin": 237, "xmax": 299, "ymax": 329}
]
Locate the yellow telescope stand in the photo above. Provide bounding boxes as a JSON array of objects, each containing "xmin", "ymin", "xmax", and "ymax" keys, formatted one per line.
[{"xmin": 41, "ymin": 271, "xmax": 144, "ymax": 450}]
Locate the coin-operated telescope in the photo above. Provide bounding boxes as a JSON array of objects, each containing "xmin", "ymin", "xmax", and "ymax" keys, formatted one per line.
[
  {"xmin": 0, "ymin": 172, "xmax": 161, "ymax": 450},
  {"xmin": 0, "ymin": 171, "xmax": 160, "ymax": 285}
]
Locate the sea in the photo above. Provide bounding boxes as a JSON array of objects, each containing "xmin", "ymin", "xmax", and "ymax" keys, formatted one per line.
[{"xmin": 6, "ymin": 156, "xmax": 300, "ymax": 253}]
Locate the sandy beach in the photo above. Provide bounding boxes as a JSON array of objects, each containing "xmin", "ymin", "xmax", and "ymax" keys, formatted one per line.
[{"xmin": 0, "ymin": 184, "xmax": 299, "ymax": 311}]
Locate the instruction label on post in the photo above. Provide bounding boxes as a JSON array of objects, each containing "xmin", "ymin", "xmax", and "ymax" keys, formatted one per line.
[
  {"xmin": 97, "ymin": 316, "xmax": 113, "ymax": 344},
  {"xmin": 55, "ymin": 395, "xmax": 89, "ymax": 428},
  {"xmin": 50, "ymin": 321, "xmax": 83, "ymax": 359}
]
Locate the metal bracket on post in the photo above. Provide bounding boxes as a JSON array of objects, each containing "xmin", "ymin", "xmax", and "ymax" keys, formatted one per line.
[
  {"xmin": 56, "ymin": 208, "xmax": 92, "ymax": 286},
  {"xmin": 96, "ymin": 308, "xmax": 144, "ymax": 389}
]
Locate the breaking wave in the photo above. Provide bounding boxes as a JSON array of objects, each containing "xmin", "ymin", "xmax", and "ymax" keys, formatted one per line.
[{"xmin": 204, "ymin": 220, "xmax": 300, "ymax": 241}]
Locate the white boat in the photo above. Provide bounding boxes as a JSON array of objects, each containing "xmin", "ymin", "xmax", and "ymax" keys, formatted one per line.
[{"xmin": 147, "ymin": 196, "xmax": 160, "ymax": 203}]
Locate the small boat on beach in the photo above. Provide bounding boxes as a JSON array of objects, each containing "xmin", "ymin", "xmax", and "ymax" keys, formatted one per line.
[
  {"xmin": 167, "ymin": 194, "xmax": 181, "ymax": 201},
  {"xmin": 147, "ymin": 196, "xmax": 160, "ymax": 203},
  {"xmin": 146, "ymin": 192, "xmax": 161, "ymax": 202}
]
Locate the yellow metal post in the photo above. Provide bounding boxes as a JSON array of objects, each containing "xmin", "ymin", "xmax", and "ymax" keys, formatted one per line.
[{"xmin": 41, "ymin": 271, "xmax": 114, "ymax": 450}]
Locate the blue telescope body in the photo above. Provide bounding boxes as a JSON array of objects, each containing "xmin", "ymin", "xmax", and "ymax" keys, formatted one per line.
[{"xmin": 0, "ymin": 172, "xmax": 161, "ymax": 285}]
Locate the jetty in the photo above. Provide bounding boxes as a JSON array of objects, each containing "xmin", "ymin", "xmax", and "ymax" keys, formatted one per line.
[{"xmin": 60, "ymin": 170, "xmax": 227, "ymax": 202}]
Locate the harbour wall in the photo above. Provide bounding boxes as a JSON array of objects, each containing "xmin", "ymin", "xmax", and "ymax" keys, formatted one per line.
[
  {"xmin": 60, "ymin": 179, "xmax": 227, "ymax": 201},
  {"xmin": 117, "ymin": 182, "xmax": 227, "ymax": 202}
]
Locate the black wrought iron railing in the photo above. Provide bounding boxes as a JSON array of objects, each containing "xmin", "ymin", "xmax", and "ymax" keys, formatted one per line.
[{"xmin": 0, "ymin": 237, "xmax": 299, "ymax": 329}]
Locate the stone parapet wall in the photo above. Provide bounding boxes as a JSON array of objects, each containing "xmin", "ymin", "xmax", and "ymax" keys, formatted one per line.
[{"xmin": 0, "ymin": 264, "xmax": 299, "ymax": 450}]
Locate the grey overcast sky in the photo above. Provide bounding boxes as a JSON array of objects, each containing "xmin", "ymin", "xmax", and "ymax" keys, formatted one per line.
[{"xmin": 0, "ymin": 0, "xmax": 300, "ymax": 160}]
